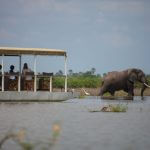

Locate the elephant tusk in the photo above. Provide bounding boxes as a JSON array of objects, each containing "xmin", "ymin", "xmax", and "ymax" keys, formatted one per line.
[
  {"xmin": 144, "ymin": 83, "xmax": 150, "ymax": 88},
  {"xmin": 82, "ymin": 88, "xmax": 90, "ymax": 96}
]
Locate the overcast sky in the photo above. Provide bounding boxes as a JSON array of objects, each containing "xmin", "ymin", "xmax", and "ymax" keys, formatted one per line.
[{"xmin": 0, "ymin": 0, "xmax": 150, "ymax": 74}]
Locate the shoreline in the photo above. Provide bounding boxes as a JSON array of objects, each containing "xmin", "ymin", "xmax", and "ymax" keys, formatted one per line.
[{"xmin": 67, "ymin": 88, "xmax": 150, "ymax": 96}]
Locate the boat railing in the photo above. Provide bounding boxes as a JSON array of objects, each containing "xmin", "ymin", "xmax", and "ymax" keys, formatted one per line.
[{"xmin": 0, "ymin": 72, "xmax": 53, "ymax": 92}]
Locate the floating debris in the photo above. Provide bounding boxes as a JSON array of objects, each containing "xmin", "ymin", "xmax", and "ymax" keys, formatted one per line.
[{"xmin": 88, "ymin": 104, "xmax": 128, "ymax": 113}]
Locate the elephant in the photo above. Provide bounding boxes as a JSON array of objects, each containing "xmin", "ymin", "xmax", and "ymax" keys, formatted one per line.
[{"xmin": 99, "ymin": 68, "xmax": 150, "ymax": 98}]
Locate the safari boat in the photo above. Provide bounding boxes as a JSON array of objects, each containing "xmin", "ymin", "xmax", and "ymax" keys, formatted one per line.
[{"xmin": 0, "ymin": 47, "xmax": 79, "ymax": 102}]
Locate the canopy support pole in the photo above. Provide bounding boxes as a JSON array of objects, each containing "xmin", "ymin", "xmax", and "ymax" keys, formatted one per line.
[
  {"xmin": 49, "ymin": 76, "xmax": 52, "ymax": 92},
  {"xmin": 18, "ymin": 55, "xmax": 21, "ymax": 92},
  {"xmin": 64, "ymin": 55, "xmax": 67, "ymax": 92},
  {"xmin": 1, "ymin": 54, "xmax": 4, "ymax": 92},
  {"xmin": 34, "ymin": 55, "xmax": 37, "ymax": 92}
]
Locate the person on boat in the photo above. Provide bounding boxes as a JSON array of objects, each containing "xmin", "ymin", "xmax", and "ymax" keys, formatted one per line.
[
  {"xmin": 0, "ymin": 64, "xmax": 2, "ymax": 89},
  {"xmin": 9, "ymin": 65, "xmax": 17, "ymax": 90},
  {"xmin": 22, "ymin": 63, "xmax": 34, "ymax": 90},
  {"xmin": 9, "ymin": 65, "xmax": 15, "ymax": 80}
]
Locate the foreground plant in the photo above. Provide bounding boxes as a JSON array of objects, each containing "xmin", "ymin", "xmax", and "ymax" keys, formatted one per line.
[{"xmin": 0, "ymin": 123, "xmax": 61, "ymax": 150}]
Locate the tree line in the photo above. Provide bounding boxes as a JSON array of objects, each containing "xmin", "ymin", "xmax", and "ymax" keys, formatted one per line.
[{"xmin": 55, "ymin": 68, "xmax": 101, "ymax": 77}]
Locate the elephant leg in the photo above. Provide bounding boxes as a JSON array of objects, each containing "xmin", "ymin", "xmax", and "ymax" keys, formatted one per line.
[
  {"xmin": 110, "ymin": 91, "xmax": 115, "ymax": 96},
  {"xmin": 128, "ymin": 92, "xmax": 134, "ymax": 97},
  {"xmin": 99, "ymin": 88, "xmax": 104, "ymax": 96},
  {"xmin": 141, "ymin": 84, "xmax": 146, "ymax": 97},
  {"xmin": 128, "ymin": 85, "xmax": 134, "ymax": 96},
  {"xmin": 124, "ymin": 88, "xmax": 128, "ymax": 94},
  {"xmin": 99, "ymin": 86, "xmax": 107, "ymax": 96}
]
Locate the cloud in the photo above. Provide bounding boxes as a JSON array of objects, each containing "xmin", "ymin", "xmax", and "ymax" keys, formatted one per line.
[
  {"xmin": 98, "ymin": 0, "xmax": 146, "ymax": 14},
  {"xmin": 99, "ymin": 32, "xmax": 132, "ymax": 49},
  {"xmin": 0, "ymin": 29, "xmax": 17, "ymax": 39},
  {"xmin": 95, "ymin": 1, "xmax": 147, "ymax": 29},
  {"xmin": 17, "ymin": 0, "xmax": 81, "ymax": 15}
]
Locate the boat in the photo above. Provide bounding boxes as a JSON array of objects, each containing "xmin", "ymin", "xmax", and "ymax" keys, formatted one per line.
[{"xmin": 0, "ymin": 47, "xmax": 79, "ymax": 102}]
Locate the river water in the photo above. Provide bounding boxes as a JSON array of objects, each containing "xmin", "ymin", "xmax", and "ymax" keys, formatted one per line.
[{"xmin": 0, "ymin": 97, "xmax": 150, "ymax": 150}]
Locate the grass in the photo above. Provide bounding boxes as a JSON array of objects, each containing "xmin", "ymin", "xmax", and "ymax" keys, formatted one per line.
[
  {"xmin": 109, "ymin": 104, "xmax": 128, "ymax": 112},
  {"xmin": 52, "ymin": 76, "xmax": 102, "ymax": 89}
]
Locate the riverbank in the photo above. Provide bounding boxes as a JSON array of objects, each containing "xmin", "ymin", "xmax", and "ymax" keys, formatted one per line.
[{"xmin": 62, "ymin": 88, "xmax": 150, "ymax": 96}]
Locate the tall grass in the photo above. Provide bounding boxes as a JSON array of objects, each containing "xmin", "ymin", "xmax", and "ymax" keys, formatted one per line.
[{"xmin": 53, "ymin": 76, "xmax": 102, "ymax": 89}]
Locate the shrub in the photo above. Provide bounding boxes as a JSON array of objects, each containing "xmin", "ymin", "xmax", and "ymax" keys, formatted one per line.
[
  {"xmin": 67, "ymin": 76, "xmax": 101, "ymax": 88},
  {"xmin": 53, "ymin": 77, "xmax": 65, "ymax": 89}
]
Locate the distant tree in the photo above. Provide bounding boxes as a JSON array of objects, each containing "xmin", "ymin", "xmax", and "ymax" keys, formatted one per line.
[
  {"xmin": 103, "ymin": 73, "xmax": 107, "ymax": 77},
  {"xmin": 55, "ymin": 70, "xmax": 63, "ymax": 76},
  {"xmin": 72, "ymin": 73, "xmax": 79, "ymax": 76},
  {"xmin": 78, "ymin": 72, "xmax": 83, "ymax": 76},
  {"xmin": 68, "ymin": 69, "xmax": 73, "ymax": 76},
  {"xmin": 91, "ymin": 68, "xmax": 96, "ymax": 75},
  {"xmin": 84, "ymin": 71, "xmax": 92, "ymax": 76},
  {"xmin": 97, "ymin": 73, "xmax": 101, "ymax": 77}
]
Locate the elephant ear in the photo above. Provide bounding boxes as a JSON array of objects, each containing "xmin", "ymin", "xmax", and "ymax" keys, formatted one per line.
[{"xmin": 128, "ymin": 72, "xmax": 137, "ymax": 83}]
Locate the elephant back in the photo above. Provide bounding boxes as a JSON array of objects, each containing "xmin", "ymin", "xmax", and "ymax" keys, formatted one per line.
[{"xmin": 104, "ymin": 70, "xmax": 128, "ymax": 83}]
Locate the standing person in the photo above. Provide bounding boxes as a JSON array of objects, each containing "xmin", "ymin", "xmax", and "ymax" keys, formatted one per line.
[{"xmin": 22, "ymin": 63, "xmax": 33, "ymax": 90}]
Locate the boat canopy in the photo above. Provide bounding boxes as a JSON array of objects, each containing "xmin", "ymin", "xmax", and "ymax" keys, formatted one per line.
[
  {"xmin": 0, "ymin": 47, "xmax": 67, "ymax": 93},
  {"xmin": 0, "ymin": 47, "xmax": 66, "ymax": 56}
]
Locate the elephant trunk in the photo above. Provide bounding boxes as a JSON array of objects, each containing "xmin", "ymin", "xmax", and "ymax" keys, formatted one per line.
[
  {"xmin": 141, "ymin": 81, "xmax": 150, "ymax": 97},
  {"xmin": 141, "ymin": 84, "xmax": 146, "ymax": 97},
  {"xmin": 144, "ymin": 83, "xmax": 150, "ymax": 88}
]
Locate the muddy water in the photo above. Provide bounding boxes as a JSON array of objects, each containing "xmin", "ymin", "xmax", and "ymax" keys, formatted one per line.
[{"xmin": 0, "ymin": 97, "xmax": 150, "ymax": 150}]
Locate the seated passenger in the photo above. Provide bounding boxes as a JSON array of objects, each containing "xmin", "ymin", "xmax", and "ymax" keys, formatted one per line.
[
  {"xmin": 9, "ymin": 65, "xmax": 17, "ymax": 90},
  {"xmin": 9, "ymin": 65, "xmax": 15, "ymax": 80}
]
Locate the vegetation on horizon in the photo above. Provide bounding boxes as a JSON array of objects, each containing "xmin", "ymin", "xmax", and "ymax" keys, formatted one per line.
[{"xmin": 53, "ymin": 68, "xmax": 150, "ymax": 89}]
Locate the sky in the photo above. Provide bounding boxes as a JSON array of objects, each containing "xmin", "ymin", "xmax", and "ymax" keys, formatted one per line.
[{"xmin": 0, "ymin": 0, "xmax": 150, "ymax": 75}]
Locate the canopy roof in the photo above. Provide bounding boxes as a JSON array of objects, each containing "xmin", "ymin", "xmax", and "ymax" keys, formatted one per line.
[{"xmin": 0, "ymin": 47, "xmax": 66, "ymax": 56}]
